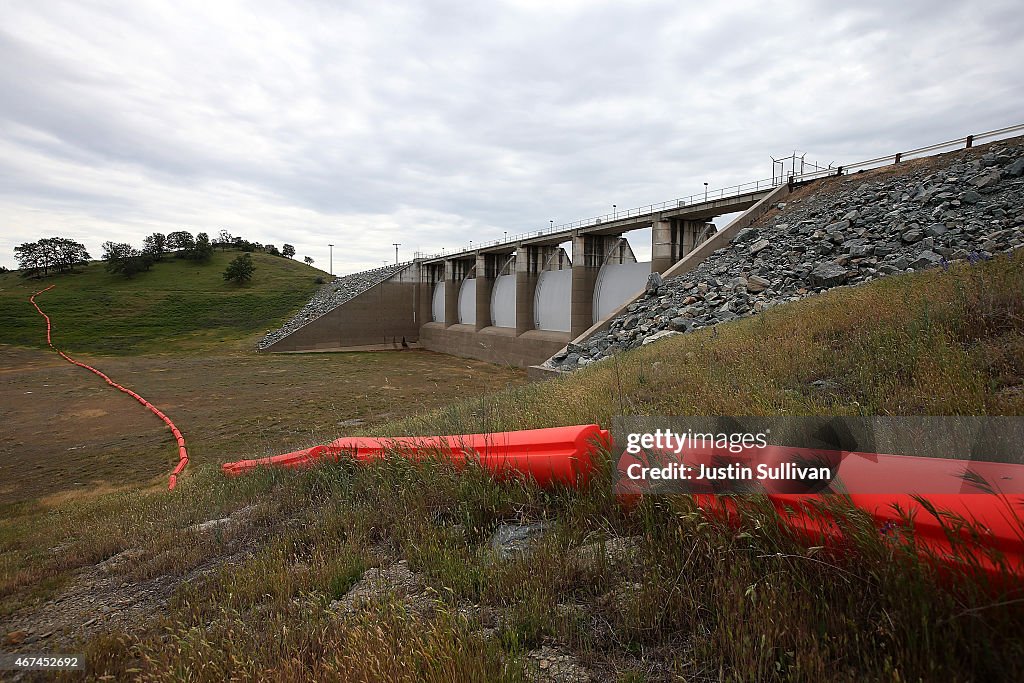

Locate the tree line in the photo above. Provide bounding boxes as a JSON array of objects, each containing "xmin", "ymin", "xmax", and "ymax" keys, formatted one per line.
[
  {"xmin": 102, "ymin": 230, "xmax": 216, "ymax": 277},
  {"xmin": 12, "ymin": 237, "xmax": 91, "ymax": 278},
  {"xmin": 12, "ymin": 229, "xmax": 305, "ymax": 281}
]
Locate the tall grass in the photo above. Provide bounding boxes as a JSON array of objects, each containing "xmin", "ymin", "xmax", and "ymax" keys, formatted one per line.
[
  {"xmin": 3, "ymin": 251, "xmax": 1022, "ymax": 681},
  {"xmin": 66, "ymin": 452, "xmax": 1024, "ymax": 681}
]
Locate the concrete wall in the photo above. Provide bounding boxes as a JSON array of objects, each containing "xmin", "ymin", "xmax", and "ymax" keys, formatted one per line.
[
  {"xmin": 420, "ymin": 323, "xmax": 569, "ymax": 367},
  {"xmin": 264, "ymin": 264, "xmax": 420, "ymax": 352}
]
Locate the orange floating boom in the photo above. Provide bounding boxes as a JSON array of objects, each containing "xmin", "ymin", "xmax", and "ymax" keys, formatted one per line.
[
  {"xmin": 221, "ymin": 424, "xmax": 610, "ymax": 487},
  {"xmin": 30, "ymin": 286, "xmax": 190, "ymax": 490},
  {"xmin": 224, "ymin": 424, "xmax": 1024, "ymax": 582}
]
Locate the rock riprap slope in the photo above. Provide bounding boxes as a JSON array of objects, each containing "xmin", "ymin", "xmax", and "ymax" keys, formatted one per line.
[
  {"xmin": 548, "ymin": 140, "xmax": 1024, "ymax": 370},
  {"xmin": 258, "ymin": 263, "xmax": 405, "ymax": 349}
]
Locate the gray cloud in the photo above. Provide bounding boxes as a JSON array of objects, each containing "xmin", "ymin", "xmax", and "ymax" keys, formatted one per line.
[{"xmin": 2, "ymin": 0, "xmax": 1023, "ymax": 271}]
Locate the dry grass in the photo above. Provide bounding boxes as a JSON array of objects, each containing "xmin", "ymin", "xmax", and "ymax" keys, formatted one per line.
[
  {"xmin": 58, "ymin": 453, "xmax": 1024, "ymax": 681},
  {"xmin": 0, "ymin": 347, "xmax": 525, "ymax": 505},
  {"xmin": 1, "ymin": 252, "xmax": 1022, "ymax": 681}
]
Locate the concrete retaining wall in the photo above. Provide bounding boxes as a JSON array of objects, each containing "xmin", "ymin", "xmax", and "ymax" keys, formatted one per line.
[
  {"xmin": 420, "ymin": 323, "xmax": 569, "ymax": 367},
  {"xmin": 264, "ymin": 265, "xmax": 420, "ymax": 352}
]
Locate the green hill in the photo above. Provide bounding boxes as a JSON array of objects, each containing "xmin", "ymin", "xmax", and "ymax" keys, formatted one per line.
[{"xmin": 0, "ymin": 251, "xmax": 327, "ymax": 354}]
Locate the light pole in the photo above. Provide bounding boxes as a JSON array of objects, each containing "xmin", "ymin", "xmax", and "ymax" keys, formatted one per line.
[
  {"xmin": 328, "ymin": 243, "xmax": 333, "ymax": 275},
  {"xmin": 504, "ymin": 231, "xmax": 507, "ymax": 242},
  {"xmin": 549, "ymin": 219, "xmax": 553, "ymax": 231},
  {"xmin": 392, "ymin": 242, "xmax": 401, "ymax": 264},
  {"xmin": 704, "ymin": 182, "xmax": 708, "ymax": 202},
  {"xmin": 612, "ymin": 204, "xmax": 616, "ymax": 219}
]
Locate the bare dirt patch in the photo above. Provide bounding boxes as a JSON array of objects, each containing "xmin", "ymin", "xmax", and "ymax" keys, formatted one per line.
[{"xmin": 0, "ymin": 345, "xmax": 526, "ymax": 505}]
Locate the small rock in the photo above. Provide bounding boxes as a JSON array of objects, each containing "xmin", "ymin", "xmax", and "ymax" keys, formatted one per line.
[
  {"xmin": 809, "ymin": 262, "xmax": 848, "ymax": 288},
  {"xmin": 901, "ymin": 228, "xmax": 923, "ymax": 243},
  {"xmin": 749, "ymin": 239, "xmax": 771, "ymax": 255},
  {"xmin": 732, "ymin": 227, "xmax": 758, "ymax": 243},
  {"xmin": 746, "ymin": 275, "xmax": 770, "ymax": 293},
  {"xmin": 191, "ymin": 517, "xmax": 232, "ymax": 533},
  {"xmin": 970, "ymin": 170, "xmax": 1001, "ymax": 190},
  {"xmin": 5, "ymin": 631, "xmax": 27, "ymax": 646},
  {"xmin": 1004, "ymin": 158, "xmax": 1024, "ymax": 177},
  {"xmin": 642, "ymin": 330, "xmax": 681, "ymax": 345},
  {"xmin": 490, "ymin": 522, "xmax": 550, "ymax": 560},
  {"xmin": 848, "ymin": 242, "xmax": 874, "ymax": 258},
  {"xmin": 909, "ymin": 250, "xmax": 944, "ymax": 270},
  {"xmin": 668, "ymin": 317, "xmax": 691, "ymax": 332}
]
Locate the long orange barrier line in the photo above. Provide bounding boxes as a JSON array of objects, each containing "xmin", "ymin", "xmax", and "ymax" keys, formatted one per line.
[{"xmin": 29, "ymin": 285, "xmax": 189, "ymax": 490}]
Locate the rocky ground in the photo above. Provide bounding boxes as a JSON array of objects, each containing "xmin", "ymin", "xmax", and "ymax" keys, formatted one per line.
[
  {"xmin": 3, "ymin": 514, "xmax": 634, "ymax": 683},
  {"xmin": 2, "ymin": 507, "xmax": 260, "ymax": 656},
  {"xmin": 257, "ymin": 263, "xmax": 407, "ymax": 350},
  {"xmin": 317, "ymin": 527, "xmax": 644, "ymax": 683},
  {"xmin": 548, "ymin": 139, "xmax": 1024, "ymax": 370}
]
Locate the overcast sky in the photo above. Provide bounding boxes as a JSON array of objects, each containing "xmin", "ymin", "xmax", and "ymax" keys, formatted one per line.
[{"xmin": 2, "ymin": 0, "xmax": 1022, "ymax": 273}]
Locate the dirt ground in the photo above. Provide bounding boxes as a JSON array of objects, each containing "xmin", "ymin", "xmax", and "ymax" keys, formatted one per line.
[{"xmin": 0, "ymin": 345, "xmax": 527, "ymax": 505}]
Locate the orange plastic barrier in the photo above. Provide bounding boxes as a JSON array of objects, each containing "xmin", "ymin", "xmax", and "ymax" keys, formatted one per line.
[
  {"xmin": 222, "ymin": 424, "xmax": 609, "ymax": 487},
  {"xmin": 617, "ymin": 443, "xmax": 1024, "ymax": 581},
  {"xmin": 694, "ymin": 492, "xmax": 1024, "ymax": 583},
  {"xmin": 765, "ymin": 453, "xmax": 1024, "ymax": 582},
  {"xmin": 29, "ymin": 286, "xmax": 189, "ymax": 489},
  {"xmin": 222, "ymin": 419, "xmax": 1023, "ymax": 581}
]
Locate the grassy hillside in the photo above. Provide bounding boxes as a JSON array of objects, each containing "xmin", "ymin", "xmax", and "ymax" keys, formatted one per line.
[
  {"xmin": 1, "ymin": 251, "xmax": 1022, "ymax": 681},
  {"xmin": 0, "ymin": 251, "xmax": 327, "ymax": 354}
]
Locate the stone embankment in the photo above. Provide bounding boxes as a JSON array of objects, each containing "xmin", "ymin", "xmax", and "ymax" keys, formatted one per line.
[
  {"xmin": 548, "ymin": 139, "xmax": 1024, "ymax": 370},
  {"xmin": 257, "ymin": 263, "xmax": 406, "ymax": 349}
]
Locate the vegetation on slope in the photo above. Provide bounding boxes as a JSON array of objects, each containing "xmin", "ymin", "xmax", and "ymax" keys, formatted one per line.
[
  {"xmin": 0, "ymin": 251, "xmax": 328, "ymax": 354},
  {"xmin": 1, "ymin": 252, "xmax": 1021, "ymax": 681}
]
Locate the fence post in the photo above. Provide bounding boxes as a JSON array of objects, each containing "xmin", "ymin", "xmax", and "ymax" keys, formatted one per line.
[
  {"xmin": 894, "ymin": 152, "xmax": 902, "ymax": 164},
  {"xmin": 965, "ymin": 135, "xmax": 974, "ymax": 149}
]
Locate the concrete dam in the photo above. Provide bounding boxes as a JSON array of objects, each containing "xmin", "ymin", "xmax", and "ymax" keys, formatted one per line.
[
  {"xmin": 260, "ymin": 178, "xmax": 789, "ymax": 370},
  {"xmin": 258, "ymin": 122, "xmax": 1024, "ymax": 373}
]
